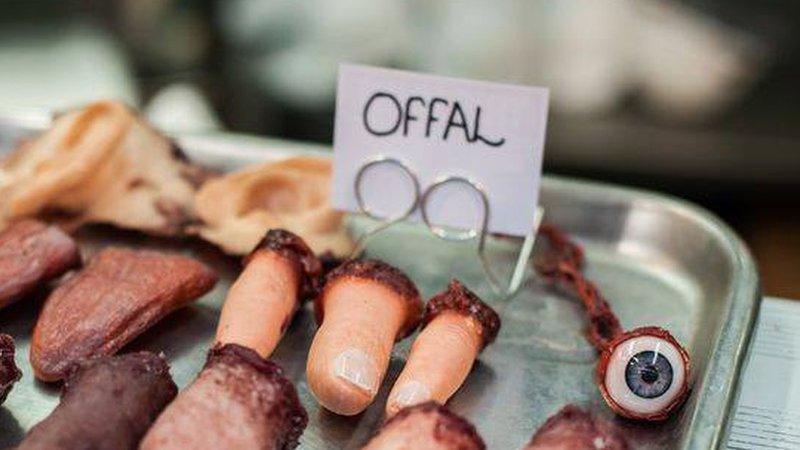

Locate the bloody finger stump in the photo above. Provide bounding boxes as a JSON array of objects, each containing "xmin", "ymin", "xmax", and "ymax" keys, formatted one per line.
[
  {"xmin": 386, "ymin": 280, "xmax": 500, "ymax": 416},
  {"xmin": 16, "ymin": 352, "xmax": 177, "ymax": 450},
  {"xmin": 535, "ymin": 224, "xmax": 691, "ymax": 421},
  {"xmin": 523, "ymin": 405, "xmax": 628, "ymax": 450},
  {"xmin": 0, "ymin": 334, "xmax": 21, "ymax": 404},
  {"xmin": 140, "ymin": 344, "xmax": 307, "ymax": 450},
  {"xmin": 307, "ymin": 259, "xmax": 423, "ymax": 416},
  {"xmin": 362, "ymin": 402, "xmax": 485, "ymax": 450},
  {"xmin": 215, "ymin": 229, "xmax": 322, "ymax": 357}
]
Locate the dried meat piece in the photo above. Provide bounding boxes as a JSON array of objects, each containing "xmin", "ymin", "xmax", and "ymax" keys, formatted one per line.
[
  {"xmin": 524, "ymin": 405, "xmax": 628, "ymax": 450},
  {"xmin": 0, "ymin": 220, "xmax": 80, "ymax": 309},
  {"xmin": 193, "ymin": 156, "xmax": 353, "ymax": 257},
  {"xmin": 0, "ymin": 101, "xmax": 208, "ymax": 235},
  {"xmin": 0, "ymin": 334, "xmax": 21, "ymax": 404},
  {"xmin": 17, "ymin": 352, "xmax": 177, "ymax": 450},
  {"xmin": 140, "ymin": 344, "xmax": 307, "ymax": 450},
  {"xmin": 30, "ymin": 248, "xmax": 217, "ymax": 381}
]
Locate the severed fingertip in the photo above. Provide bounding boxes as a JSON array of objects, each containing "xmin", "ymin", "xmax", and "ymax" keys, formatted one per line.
[
  {"xmin": 333, "ymin": 348, "xmax": 380, "ymax": 395},
  {"xmin": 386, "ymin": 380, "xmax": 432, "ymax": 417}
]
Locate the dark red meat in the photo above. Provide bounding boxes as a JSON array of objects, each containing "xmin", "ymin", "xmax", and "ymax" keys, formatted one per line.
[
  {"xmin": 31, "ymin": 247, "xmax": 217, "ymax": 381},
  {"xmin": 0, "ymin": 220, "xmax": 80, "ymax": 309}
]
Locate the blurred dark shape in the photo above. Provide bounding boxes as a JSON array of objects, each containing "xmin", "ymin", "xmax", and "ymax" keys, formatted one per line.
[{"xmin": 0, "ymin": 0, "xmax": 798, "ymax": 296}]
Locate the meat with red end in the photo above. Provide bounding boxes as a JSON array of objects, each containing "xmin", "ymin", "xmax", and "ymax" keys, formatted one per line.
[
  {"xmin": 140, "ymin": 344, "xmax": 307, "ymax": 450},
  {"xmin": 362, "ymin": 402, "xmax": 485, "ymax": 450},
  {"xmin": 524, "ymin": 405, "xmax": 628, "ymax": 450},
  {"xmin": 16, "ymin": 352, "xmax": 177, "ymax": 450},
  {"xmin": 0, "ymin": 333, "xmax": 21, "ymax": 404}
]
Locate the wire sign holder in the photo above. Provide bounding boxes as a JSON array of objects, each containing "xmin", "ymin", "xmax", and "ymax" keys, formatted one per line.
[
  {"xmin": 333, "ymin": 65, "xmax": 550, "ymax": 301},
  {"xmin": 349, "ymin": 156, "xmax": 544, "ymax": 301}
]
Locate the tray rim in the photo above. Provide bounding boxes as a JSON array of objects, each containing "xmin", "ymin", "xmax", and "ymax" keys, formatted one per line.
[
  {"xmin": 0, "ymin": 129, "xmax": 759, "ymax": 449},
  {"xmin": 539, "ymin": 177, "xmax": 761, "ymax": 450},
  {"xmin": 176, "ymin": 132, "xmax": 760, "ymax": 450}
]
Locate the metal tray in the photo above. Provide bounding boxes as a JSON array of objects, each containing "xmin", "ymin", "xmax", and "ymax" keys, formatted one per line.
[{"xmin": 0, "ymin": 135, "xmax": 759, "ymax": 449}]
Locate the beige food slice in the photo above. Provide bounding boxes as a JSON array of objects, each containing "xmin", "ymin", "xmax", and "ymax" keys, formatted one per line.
[
  {"xmin": 0, "ymin": 100, "xmax": 207, "ymax": 235},
  {"xmin": 194, "ymin": 156, "xmax": 353, "ymax": 257}
]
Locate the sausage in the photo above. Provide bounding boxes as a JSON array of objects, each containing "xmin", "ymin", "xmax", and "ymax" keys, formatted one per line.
[
  {"xmin": 307, "ymin": 259, "xmax": 422, "ymax": 415},
  {"xmin": 215, "ymin": 229, "xmax": 321, "ymax": 357},
  {"xmin": 523, "ymin": 405, "xmax": 628, "ymax": 450},
  {"xmin": 140, "ymin": 343, "xmax": 308, "ymax": 450},
  {"xmin": 362, "ymin": 402, "xmax": 485, "ymax": 450},
  {"xmin": 0, "ymin": 333, "xmax": 21, "ymax": 404},
  {"xmin": 0, "ymin": 220, "xmax": 80, "ymax": 310},
  {"xmin": 386, "ymin": 280, "xmax": 500, "ymax": 416},
  {"xmin": 16, "ymin": 352, "xmax": 177, "ymax": 450},
  {"xmin": 31, "ymin": 248, "xmax": 217, "ymax": 381}
]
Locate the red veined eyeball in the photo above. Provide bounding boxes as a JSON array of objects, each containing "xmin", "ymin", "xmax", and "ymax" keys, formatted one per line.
[{"xmin": 597, "ymin": 327, "xmax": 690, "ymax": 421}]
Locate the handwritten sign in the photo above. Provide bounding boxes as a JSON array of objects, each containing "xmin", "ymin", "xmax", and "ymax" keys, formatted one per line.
[{"xmin": 332, "ymin": 64, "xmax": 548, "ymax": 236}]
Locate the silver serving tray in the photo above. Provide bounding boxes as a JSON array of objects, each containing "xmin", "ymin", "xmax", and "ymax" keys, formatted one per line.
[{"xmin": 0, "ymin": 134, "xmax": 759, "ymax": 449}]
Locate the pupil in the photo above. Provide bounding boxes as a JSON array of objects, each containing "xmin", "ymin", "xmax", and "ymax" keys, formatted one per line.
[
  {"xmin": 641, "ymin": 366, "xmax": 659, "ymax": 384},
  {"xmin": 625, "ymin": 350, "xmax": 673, "ymax": 399}
]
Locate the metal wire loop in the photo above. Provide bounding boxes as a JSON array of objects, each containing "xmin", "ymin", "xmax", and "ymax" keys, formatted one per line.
[
  {"xmin": 420, "ymin": 175, "xmax": 544, "ymax": 301},
  {"xmin": 351, "ymin": 160, "xmax": 543, "ymax": 302},
  {"xmin": 350, "ymin": 156, "xmax": 421, "ymax": 258},
  {"xmin": 420, "ymin": 176, "xmax": 489, "ymax": 242}
]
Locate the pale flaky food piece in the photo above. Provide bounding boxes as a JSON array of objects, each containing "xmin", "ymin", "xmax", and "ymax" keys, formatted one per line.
[
  {"xmin": 0, "ymin": 100, "xmax": 206, "ymax": 235},
  {"xmin": 194, "ymin": 156, "xmax": 353, "ymax": 257}
]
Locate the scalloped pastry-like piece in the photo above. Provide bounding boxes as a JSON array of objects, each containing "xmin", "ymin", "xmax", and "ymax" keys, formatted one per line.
[
  {"xmin": 0, "ymin": 101, "xmax": 206, "ymax": 235},
  {"xmin": 194, "ymin": 156, "xmax": 353, "ymax": 257}
]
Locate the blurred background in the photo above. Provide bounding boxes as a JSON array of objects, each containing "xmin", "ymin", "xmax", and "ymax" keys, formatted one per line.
[{"xmin": 0, "ymin": 0, "xmax": 798, "ymax": 297}]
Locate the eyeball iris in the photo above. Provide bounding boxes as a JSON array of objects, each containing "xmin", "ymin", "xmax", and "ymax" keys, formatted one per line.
[
  {"xmin": 601, "ymin": 334, "xmax": 687, "ymax": 419},
  {"xmin": 625, "ymin": 350, "xmax": 673, "ymax": 398}
]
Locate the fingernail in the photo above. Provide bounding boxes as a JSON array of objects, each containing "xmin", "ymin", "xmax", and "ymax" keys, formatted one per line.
[
  {"xmin": 393, "ymin": 380, "xmax": 432, "ymax": 407},
  {"xmin": 334, "ymin": 348, "xmax": 379, "ymax": 394}
]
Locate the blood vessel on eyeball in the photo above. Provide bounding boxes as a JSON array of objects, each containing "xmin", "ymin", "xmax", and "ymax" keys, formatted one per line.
[{"xmin": 535, "ymin": 223, "xmax": 691, "ymax": 421}]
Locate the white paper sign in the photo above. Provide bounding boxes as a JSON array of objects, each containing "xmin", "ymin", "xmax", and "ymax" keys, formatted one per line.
[{"xmin": 332, "ymin": 64, "xmax": 549, "ymax": 237}]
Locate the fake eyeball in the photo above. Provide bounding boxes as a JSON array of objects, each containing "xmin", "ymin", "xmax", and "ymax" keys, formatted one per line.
[{"xmin": 597, "ymin": 327, "xmax": 690, "ymax": 421}]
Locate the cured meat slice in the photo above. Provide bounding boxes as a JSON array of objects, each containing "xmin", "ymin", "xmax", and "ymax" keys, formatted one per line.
[
  {"xmin": 0, "ymin": 101, "xmax": 209, "ymax": 235},
  {"xmin": 0, "ymin": 220, "xmax": 80, "ymax": 309},
  {"xmin": 31, "ymin": 247, "xmax": 217, "ymax": 381}
]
